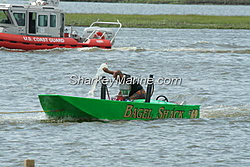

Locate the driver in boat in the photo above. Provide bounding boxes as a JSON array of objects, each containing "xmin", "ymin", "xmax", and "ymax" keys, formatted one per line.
[
  {"xmin": 103, "ymin": 67, "xmax": 146, "ymax": 100},
  {"xmin": 16, "ymin": 14, "xmax": 25, "ymax": 26}
]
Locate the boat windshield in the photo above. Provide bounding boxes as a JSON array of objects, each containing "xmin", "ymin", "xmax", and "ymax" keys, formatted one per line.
[{"xmin": 0, "ymin": 10, "xmax": 11, "ymax": 24}]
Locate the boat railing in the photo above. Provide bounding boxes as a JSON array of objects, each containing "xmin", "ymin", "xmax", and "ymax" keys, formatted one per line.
[
  {"xmin": 85, "ymin": 29, "xmax": 105, "ymax": 41},
  {"xmin": 85, "ymin": 20, "xmax": 122, "ymax": 44}
]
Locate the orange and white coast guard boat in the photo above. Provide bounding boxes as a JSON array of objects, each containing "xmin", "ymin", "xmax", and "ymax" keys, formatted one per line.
[{"xmin": 0, "ymin": 0, "xmax": 122, "ymax": 50}]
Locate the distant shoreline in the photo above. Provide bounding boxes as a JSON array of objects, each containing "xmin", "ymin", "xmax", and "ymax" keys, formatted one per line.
[
  {"xmin": 61, "ymin": 0, "xmax": 250, "ymax": 5},
  {"xmin": 65, "ymin": 13, "xmax": 250, "ymax": 29}
]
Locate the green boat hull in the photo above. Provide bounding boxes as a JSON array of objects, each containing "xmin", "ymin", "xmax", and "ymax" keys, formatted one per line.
[{"xmin": 38, "ymin": 94, "xmax": 200, "ymax": 121}]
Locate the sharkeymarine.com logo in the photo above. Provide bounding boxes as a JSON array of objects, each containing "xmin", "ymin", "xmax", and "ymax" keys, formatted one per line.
[{"xmin": 69, "ymin": 75, "xmax": 182, "ymax": 86}]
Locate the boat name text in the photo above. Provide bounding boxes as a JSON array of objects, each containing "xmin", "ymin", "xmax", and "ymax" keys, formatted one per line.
[
  {"xmin": 23, "ymin": 37, "xmax": 65, "ymax": 43},
  {"xmin": 158, "ymin": 107, "xmax": 184, "ymax": 119},
  {"xmin": 123, "ymin": 105, "xmax": 199, "ymax": 119},
  {"xmin": 124, "ymin": 105, "xmax": 152, "ymax": 119}
]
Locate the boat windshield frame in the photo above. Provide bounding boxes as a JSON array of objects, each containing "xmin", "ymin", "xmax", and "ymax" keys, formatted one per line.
[
  {"xmin": 86, "ymin": 20, "xmax": 122, "ymax": 44},
  {"xmin": 0, "ymin": 10, "xmax": 12, "ymax": 25}
]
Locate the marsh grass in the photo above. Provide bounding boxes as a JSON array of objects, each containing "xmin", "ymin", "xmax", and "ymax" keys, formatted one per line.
[{"xmin": 66, "ymin": 13, "xmax": 250, "ymax": 29}]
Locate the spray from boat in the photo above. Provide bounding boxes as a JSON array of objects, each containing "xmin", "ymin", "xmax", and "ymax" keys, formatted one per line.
[{"xmin": 87, "ymin": 63, "xmax": 108, "ymax": 98}]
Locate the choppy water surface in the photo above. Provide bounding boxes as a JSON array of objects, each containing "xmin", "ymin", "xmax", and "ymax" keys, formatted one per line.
[
  {"xmin": 0, "ymin": 28, "xmax": 249, "ymax": 166},
  {"xmin": 8, "ymin": 0, "xmax": 250, "ymax": 16}
]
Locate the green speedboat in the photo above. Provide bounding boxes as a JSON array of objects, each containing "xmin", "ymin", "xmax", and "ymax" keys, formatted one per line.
[
  {"xmin": 39, "ymin": 74, "xmax": 200, "ymax": 121},
  {"xmin": 38, "ymin": 94, "xmax": 200, "ymax": 121}
]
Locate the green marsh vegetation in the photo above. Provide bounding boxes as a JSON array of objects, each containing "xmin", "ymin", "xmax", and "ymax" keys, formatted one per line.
[{"xmin": 66, "ymin": 13, "xmax": 250, "ymax": 29}]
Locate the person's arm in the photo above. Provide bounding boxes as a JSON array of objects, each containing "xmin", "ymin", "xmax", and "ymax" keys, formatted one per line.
[
  {"xmin": 103, "ymin": 68, "xmax": 124, "ymax": 79},
  {"xmin": 103, "ymin": 67, "xmax": 114, "ymax": 75}
]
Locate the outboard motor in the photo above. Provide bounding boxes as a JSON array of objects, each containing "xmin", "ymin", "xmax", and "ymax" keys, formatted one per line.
[{"xmin": 119, "ymin": 84, "xmax": 131, "ymax": 98}]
